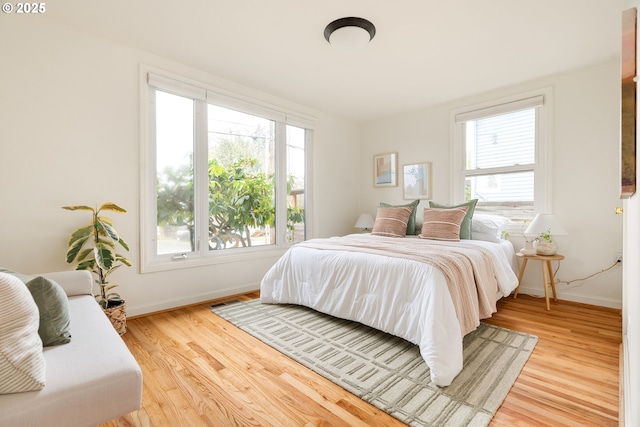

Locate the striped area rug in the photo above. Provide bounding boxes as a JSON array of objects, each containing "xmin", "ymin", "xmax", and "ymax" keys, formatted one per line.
[{"xmin": 211, "ymin": 300, "xmax": 537, "ymax": 427}]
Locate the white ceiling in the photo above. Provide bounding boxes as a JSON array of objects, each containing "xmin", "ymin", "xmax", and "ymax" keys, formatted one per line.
[{"xmin": 45, "ymin": 0, "xmax": 627, "ymax": 123}]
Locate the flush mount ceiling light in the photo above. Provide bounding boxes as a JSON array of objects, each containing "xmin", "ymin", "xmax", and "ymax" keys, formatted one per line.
[{"xmin": 324, "ymin": 17, "xmax": 376, "ymax": 51}]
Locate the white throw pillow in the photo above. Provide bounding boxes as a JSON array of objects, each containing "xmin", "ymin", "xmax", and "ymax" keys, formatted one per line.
[
  {"xmin": 0, "ymin": 272, "xmax": 46, "ymax": 394},
  {"xmin": 471, "ymin": 214, "xmax": 510, "ymax": 242}
]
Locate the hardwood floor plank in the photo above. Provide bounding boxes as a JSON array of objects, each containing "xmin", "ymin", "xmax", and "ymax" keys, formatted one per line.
[
  {"xmin": 101, "ymin": 293, "xmax": 620, "ymax": 427},
  {"xmin": 279, "ymin": 372, "xmax": 375, "ymax": 427}
]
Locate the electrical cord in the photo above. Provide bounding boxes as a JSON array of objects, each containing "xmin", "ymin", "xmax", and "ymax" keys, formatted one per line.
[{"xmin": 555, "ymin": 260, "xmax": 620, "ymax": 288}]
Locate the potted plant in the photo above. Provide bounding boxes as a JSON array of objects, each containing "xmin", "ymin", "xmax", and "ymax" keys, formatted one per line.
[
  {"xmin": 62, "ymin": 202, "xmax": 131, "ymax": 335},
  {"xmin": 533, "ymin": 228, "xmax": 557, "ymax": 255}
]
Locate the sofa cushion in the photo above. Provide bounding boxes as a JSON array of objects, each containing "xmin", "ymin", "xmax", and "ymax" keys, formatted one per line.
[
  {"xmin": 25, "ymin": 276, "xmax": 72, "ymax": 347},
  {"xmin": 1, "ymin": 268, "xmax": 73, "ymax": 346},
  {"xmin": 0, "ymin": 273, "xmax": 46, "ymax": 394},
  {"xmin": 0, "ymin": 294, "xmax": 143, "ymax": 427},
  {"xmin": 0, "ymin": 266, "xmax": 33, "ymax": 283}
]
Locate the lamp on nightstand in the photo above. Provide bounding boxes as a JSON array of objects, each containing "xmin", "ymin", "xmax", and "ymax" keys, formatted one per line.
[
  {"xmin": 354, "ymin": 213, "xmax": 374, "ymax": 232},
  {"xmin": 524, "ymin": 214, "xmax": 568, "ymax": 255}
]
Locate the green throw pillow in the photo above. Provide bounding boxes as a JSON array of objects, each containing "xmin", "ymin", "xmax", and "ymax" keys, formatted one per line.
[
  {"xmin": 25, "ymin": 276, "xmax": 72, "ymax": 347},
  {"xmin": 429, "ymin": 199, "xmax": 478, "ymax": 239},
  {"xmin": 380, "ymin": 200, "xmax": 420, "ymax": 235}
]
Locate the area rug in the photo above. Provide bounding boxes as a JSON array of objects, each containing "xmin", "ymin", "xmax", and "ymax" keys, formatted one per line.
[{"xmin": 211, "ymin": 299, "xmax": 537, "ymax": 427}]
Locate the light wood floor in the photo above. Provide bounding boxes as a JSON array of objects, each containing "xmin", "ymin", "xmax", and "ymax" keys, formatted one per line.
[{"xmin": 101, "ymin": 293, "xmax": 621, "ymax": 427}]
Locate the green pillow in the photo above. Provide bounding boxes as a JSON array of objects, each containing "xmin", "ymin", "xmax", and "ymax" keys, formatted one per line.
[
  {"xmin": 429, "ymin": 199, "xmax": 478, "ymax": 239},
  {"xmin": 380, "ymin": 200, "xmax": 420, "ymax": 235},
  {"xmin": 25, "ymin": 276, "xmax": 72, "ymax": 347}
]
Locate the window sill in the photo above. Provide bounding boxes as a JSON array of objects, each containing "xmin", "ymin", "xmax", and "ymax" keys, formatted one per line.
[{"xmin": 141, "ymin": 245, "xmax": 289, "ymax": 273}]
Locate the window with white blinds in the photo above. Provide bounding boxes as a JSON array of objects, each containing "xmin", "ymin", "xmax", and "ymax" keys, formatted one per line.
[{"xmin": 452, "ymin": 89, "xmax": 552, "ymax": 223}]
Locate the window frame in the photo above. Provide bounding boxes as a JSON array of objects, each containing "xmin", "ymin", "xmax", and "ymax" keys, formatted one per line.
[
  {"xmin": 140, "ymin": 67, "xmax": 314, "ymax": 273},
  {"xmin": 450, "ymin": 87, "xmax": 553, "ymax": 228}
]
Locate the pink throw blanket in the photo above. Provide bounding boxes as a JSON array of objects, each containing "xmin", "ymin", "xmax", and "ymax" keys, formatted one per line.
[{"xmin": 299, "ymin": 236, "xmax": 498, "ymax": 335}]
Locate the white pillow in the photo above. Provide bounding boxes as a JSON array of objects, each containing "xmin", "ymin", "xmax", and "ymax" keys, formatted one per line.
[
  {"xmin": 471, "ymin": 214, "xmax": 510, "ymax": 242},
  {"xmin": 0, "ymin": 272, "xmax": 46, "ymax": 394},
  {"xmin": 470, "ymin": 230, "xmax": 502, "ymax": 243}
]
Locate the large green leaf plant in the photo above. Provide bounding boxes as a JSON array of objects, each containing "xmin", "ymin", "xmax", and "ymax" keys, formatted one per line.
[{"xmin": 62, "ymin": 202, "xmax": 131, "ymax": 309}]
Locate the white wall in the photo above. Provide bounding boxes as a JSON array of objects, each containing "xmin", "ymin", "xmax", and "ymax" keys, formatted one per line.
[
  {"xmin": 360, "ymin": 60, "xmax": 623, "ymax": 308},
  {"xmin": 0, "ymin": 17, "xmax": 361, "ymax": 316}
]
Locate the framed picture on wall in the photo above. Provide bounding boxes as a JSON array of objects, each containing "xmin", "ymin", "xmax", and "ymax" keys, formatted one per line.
[
  {"xmin": 403, "ymin": 162, "xmax": 432, "ymax": 199},
  {"xmin": 374, "ymin": 152, "xmax": 397, "ymax": 187}
]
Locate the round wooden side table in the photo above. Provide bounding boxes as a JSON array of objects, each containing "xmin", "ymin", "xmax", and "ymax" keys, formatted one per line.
[{"xmin": 513, "ymin": 252, "xmax": 565, "ymax": 311}]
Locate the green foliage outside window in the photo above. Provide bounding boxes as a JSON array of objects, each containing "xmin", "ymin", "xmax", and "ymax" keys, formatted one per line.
[{"xmin": 156, "ymin": 157, "xmax": 304, "ymax": 251}]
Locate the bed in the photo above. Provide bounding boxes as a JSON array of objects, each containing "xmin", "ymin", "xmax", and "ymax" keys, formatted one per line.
[{"xmin": 260, "ymin": 208, "xmax": 519, "ymax": 387}]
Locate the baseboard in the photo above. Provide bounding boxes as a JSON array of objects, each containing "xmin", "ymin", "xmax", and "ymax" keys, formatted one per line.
[
  {"xmin": 126, "ymin": 282, "xmax": 260, "ymax": 317},
  {"xmin": 514, "ymin": 286, "xmax": 622, "ymax": 309}
]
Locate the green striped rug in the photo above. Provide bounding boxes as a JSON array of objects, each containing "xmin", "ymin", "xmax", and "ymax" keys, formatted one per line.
[{"xmin": 212, "ymin": 300, "xmax": 537, "ymax": 427}]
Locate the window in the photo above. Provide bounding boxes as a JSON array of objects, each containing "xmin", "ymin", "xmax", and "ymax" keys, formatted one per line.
[
  {"xmin": 143, "ymin": 71, "xmax": 313, "ymax": 271},
  {"xmin": 452, "ymin": 89, "xmax": 552, "ymax": 223}
]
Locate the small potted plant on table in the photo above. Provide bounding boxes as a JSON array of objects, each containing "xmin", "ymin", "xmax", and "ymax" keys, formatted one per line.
[
  {"xmin": 533, "ymin": 228, "xmax": 557, "ymax": 256},
  {"xmin": 62, "ymin": 202, "xmax": 131, "ymax": 335}
]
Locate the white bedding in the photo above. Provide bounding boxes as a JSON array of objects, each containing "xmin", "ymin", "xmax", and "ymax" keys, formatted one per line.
[{"xmin": 260, "ymin": 234, "xmax": 519, "ymax": 386}]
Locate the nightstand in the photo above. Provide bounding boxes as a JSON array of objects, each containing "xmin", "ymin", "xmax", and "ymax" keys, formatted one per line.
[{"xmin": 513, "ymin": 252, "xmax": 565, "ymax": 310}]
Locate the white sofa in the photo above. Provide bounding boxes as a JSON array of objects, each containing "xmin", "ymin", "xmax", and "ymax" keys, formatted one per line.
[{"xmin": 0, "ymin": 270, "xmax": 143, "ymax": 427}]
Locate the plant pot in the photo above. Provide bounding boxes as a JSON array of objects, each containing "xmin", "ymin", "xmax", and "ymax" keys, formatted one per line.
[
  {"xmin": 103, "ymin": 301, "xmax": 127, "ymax": 336},
  {"xmin": 533, "ymin": 240, "xmax": 557, "ymax": 256}
]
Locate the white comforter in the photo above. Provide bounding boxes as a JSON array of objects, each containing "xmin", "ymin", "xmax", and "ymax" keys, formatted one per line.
[{"xmin": 260, "ymin": 234, "xmax": 519, "ymax": 386}]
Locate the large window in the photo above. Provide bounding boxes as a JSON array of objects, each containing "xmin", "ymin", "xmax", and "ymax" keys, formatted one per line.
[
  {"xmin": 452, "ymin": 89, "xmax": 551, "ymax": 224},
  {"xmin": 143, "ymin": 72, "xmax": 312, "ymax": 271}
]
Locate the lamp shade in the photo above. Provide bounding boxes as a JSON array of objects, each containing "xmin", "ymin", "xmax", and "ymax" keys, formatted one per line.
[
  {"xmin": 524, "ymin": 214, "xmax": 568, "ymax": 237},
  {"xmin": 354, "ymin": 213, "xmax": 374, "ymax": 230}
]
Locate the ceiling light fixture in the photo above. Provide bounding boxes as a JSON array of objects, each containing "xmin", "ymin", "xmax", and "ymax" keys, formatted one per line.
[{"xmin": 324, "ymin": 17, "xmax": 376, "ymax": 51}]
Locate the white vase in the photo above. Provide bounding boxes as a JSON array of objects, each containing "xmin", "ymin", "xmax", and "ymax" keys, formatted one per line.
[
  {"xmin": 520, "ymin": 241, "xmax": 537, "ymax": 256},
  {"xmin": 533, "ymin": 240, "xmax": 557, "ymax": 256}
]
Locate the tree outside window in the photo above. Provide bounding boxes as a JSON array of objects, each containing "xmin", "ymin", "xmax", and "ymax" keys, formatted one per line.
[{"xmin": 152, "ymin": 87, "xmax": 306, "ymax": 259}]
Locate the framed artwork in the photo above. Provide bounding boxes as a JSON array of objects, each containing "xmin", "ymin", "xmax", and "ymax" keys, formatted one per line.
[
  {"xmin": 374, "ymin": 152, "xmax": 397, "ymax": 187},
  {"xmin": 403, "ymin": 162, "xmax": 432, "ymax": 199},
  {"xmin": 621, "ymin": 7, "xmax": 637, "ymax": 198}
]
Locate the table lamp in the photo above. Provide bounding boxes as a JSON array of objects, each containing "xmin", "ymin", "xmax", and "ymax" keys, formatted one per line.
[
  {"xmin": 524, "ymin": 213, "xmax": 568, "ymax": 255},
  {"xmin": 354, "ymin": 213, "xmax": 374, "ymax": 232}
]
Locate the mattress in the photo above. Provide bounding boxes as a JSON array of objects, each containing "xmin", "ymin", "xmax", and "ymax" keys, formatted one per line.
[{"xmin": 260, "ymin": 234, "xmax": 518, "ymax": 386}]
